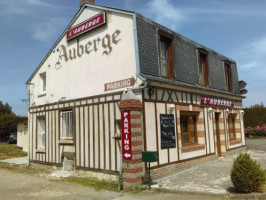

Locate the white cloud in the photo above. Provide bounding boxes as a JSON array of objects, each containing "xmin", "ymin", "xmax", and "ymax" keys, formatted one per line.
[
  {"xmin": 236, "ymin": 37, "xmax": 266, "ymax": 72},
  {"xmin": 251, "ymin": 37, "xmax": 266, "ymax": 55},
  {"xmin": 243, "ymin": 84, "xmax": 266, "ymax": 107},
  {"xmin": 31, "ymin": 18, "xmax": 66, "ymax": 42},
  {"xmin": 25, "ymin": 0, "xmax": 54, "ymax": 7},
  {"xmin": 0, "ymin": 0, "xmax": 70, "ymax": 15},
  {"xmin": 140, "ymin": 0, "xmax": 259, "ymax": 32},
  {"xmin": 241, "ymin": 61, "xmax": 258, "ymax": 69},
  {"xmin": 144, "ymin": 0, "xmax": 185, "ymax": 30},
  {"xmin": 233, "ymin": 36, "xmax": 266, "ymax": 92},
  {"xmin": 124, "ymin": 0, "xmax": 134, "ymax": 9}
]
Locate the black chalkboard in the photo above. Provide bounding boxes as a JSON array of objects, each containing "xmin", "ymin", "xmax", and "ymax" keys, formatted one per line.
[{"xmin": 160, "ymin": 114, "xmax": 176, "ymax": 149}]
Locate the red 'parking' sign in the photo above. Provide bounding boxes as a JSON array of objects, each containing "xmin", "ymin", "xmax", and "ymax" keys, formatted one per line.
[{"xmin": 121, "ymin": 110, "xmax": 132, "ymax": 160}]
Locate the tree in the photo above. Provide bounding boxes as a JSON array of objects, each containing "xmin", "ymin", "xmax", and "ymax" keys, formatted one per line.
[
  {"xmin": 0, "ymin": 114, "xmax": 17, "ymax": 141},
  {"xmin": 244, "ymin": 103, "xmax": 266, "ymax": 128},
  {"xmin": 0, "ymin": 101, "xmax": 13, "ymax": 115},
  {"xmin": 0, "ymin": 101, "xmax": 27, "ymax": 141},
  {"xmin": 231, "ymin": 153, "xmax": 265, "ymax": 193}
]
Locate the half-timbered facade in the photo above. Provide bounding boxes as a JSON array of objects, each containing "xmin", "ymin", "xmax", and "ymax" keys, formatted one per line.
[{"xmin": 26, "ymin": 0, "xmax": 246, "ymax": 186}]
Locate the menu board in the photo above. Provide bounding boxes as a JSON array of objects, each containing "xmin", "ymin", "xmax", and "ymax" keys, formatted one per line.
[{"xmin": 160, "ymin": 114, "xmax": 176, "ymax": 149}]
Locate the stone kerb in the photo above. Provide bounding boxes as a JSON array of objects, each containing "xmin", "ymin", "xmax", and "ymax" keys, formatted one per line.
[{"xmin": 119, "ymin": 90, "xmax": 144, "ymax": 188}]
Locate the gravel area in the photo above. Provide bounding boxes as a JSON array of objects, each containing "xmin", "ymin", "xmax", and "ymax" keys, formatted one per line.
[{"xmin": 0, "ymin": 138, "xmax": 266, "ymax": 199}]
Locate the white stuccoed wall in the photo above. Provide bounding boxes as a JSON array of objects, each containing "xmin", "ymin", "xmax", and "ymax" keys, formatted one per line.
[
  {"xmin": 29, "ymin": 6, "xmax": 137, "ymax": 106},
  {"xmin": 17, "ymin": 121, "xmax": 29, "ymax": 152}
]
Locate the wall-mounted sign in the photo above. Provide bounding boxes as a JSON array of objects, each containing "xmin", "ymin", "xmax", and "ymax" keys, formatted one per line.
[
  {"xmin": 55, "ymin": 29, "xmax": 121, "ymax": 69},
  {"xmin": 160, "ymin": 114, "xmax": 176, "ymax": 149},
  {"xmin": 104, "ymin": 77, "xmax": 136, "ymax": 92},
  {"xmin": 200, "ymin": 96, "xmax": 234, "ymax": 108},
  {"xmin": 67, "ymin": 12, "xmax": 106, "ymax": 41},
  {"xmin": 121, "ymin": 110, "xmax": 132, "ymax": 161}
]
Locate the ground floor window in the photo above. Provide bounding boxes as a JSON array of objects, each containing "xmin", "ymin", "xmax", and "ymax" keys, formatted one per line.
[
  {"xmin": 180, "ymin": 112, "xmax": 198, "ymax": 145},
  {"xmin": 228, "ymin": 115, "xmax": 236, "ymax": 140},
  {"xmin": 37, "ymin": 118, "xmax": 45, "ymax": 149},
  {"xmin": 60, "ymin": 111, "xmax": 73, "ymax": 139}
]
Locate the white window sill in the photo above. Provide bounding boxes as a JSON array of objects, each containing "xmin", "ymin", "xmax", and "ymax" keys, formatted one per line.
[
  {"xmin": 38, "ymin": 92, "xmax": 46, "ymax": 98},
  {"xmin": 59, "ymin": 139, "xmax": 74, "ymax": 145},
  {"xmin": 36, "ymin": 149, "xmax": 45, "ymax": 153}
]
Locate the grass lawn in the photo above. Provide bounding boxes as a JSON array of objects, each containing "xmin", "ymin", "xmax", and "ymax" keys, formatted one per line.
[
  {"xmin": 0, "ymin": 143, "xmax": 27, "ymax": 160},
  {"xmin": 62, "ymin": 177, "xmax": 119, "ymax": 192}
]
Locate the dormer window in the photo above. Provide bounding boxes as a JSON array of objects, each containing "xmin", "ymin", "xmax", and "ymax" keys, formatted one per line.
[
  {"xmin": 224, "ymin": 61, "xmax": 233, "ymax": 92},
  {"xmin": 158, "ymin": 31, "xmax": 174, "ymax": 79},
  {"xmin": 198, "ymin": 49, "xmax": 209, "ymax": 87}
]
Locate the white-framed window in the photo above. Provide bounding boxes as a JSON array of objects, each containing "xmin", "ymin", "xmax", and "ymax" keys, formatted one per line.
[
  {"xmin": 180, "ymin": 112, "xmax": 199, "ymax": 145},
  {"xmin": 37, "ymin": 118, "xmax": 45, "ymax": 149},
  {"xmin": 228, "ymin": 114, "xmax": 236, "ymax": 140},
  {"xmin": 158, "ymin": 34, "xmax": 174, "ymax": 78},
  {"xmin": 60, "ymin": 111, "xmax": 73, "ymax": 139},
  {"xmin": 40, "ymin": 72, "xmax": 46, "ymax": 93}
]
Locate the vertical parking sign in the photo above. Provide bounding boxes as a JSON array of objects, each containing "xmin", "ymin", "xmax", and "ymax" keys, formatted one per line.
[{"xmin": 121, "ymin": 110, "xmax": 132, "ymax": 160}]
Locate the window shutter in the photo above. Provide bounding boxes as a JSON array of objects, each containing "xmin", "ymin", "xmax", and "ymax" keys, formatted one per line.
[{"xmin": 168, "ymin": 40, "xmax": 175, "ymax": 79}]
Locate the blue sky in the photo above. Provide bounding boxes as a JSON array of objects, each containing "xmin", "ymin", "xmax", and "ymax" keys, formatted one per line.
[{"xmin": 0, "ymin": 0, "xmax": 265, "ymax": 116}]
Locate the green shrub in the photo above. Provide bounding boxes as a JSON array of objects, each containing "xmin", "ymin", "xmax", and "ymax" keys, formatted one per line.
[{"xmin": 230, "ymin": 153, "xmax": 265, "ymax": 193}]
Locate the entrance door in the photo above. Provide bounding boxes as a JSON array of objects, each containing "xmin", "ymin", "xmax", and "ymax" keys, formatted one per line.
[{"xmin": 215, "ymin": 113, "xmax": 222, "ymax": 157}]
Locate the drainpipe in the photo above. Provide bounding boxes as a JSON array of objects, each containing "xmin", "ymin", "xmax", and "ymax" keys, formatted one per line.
[
  {"xmin": 130, "ymin": 75, "xmax": 147, "ymax": 92},
  {"xmin": 118, "ymin": 141, "xmax": 122, "ymax": 190},
  {"xmin": 26, "ymin": 82, "xmax": 34, "ymax": 166},
  {"xmin": 130, "ymin": 13, "xmax": 147, "ymax": 92},
  {"xmin": 118, "ymin": 13, "xmax": 147, "ymax": 189}
]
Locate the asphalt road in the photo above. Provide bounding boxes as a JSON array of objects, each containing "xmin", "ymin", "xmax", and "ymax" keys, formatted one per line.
[
  {"xmin": 0, "ymin": 167, "xmax": 231, "ymax": 200},
  {"xmin": 0, "ymin": 138, "xmax": 265, "ymax": 200}
]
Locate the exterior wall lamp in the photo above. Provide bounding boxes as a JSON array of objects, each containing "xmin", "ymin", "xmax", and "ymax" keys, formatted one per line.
[
  {"xmin": 147, "ymin": 86, "xmax": 154, "ymax": 97},
  {"xmin": 208, "ymin": 107, "xmax": 213, "ymax": 119},
  {"xmin": 24, "ymin": 123, "xmax": 28, "ymax": 129},
  {"xmin": 225, "ymin": 108, "xmax": 230, "ymax": 118},
  {"xmin": 58, "ymin": 97, "xmax": 66, "ymax": 102},
  {"xmin": 169, "ymin": 104, "xmax": 175, "ymax": 114},
  {"xmin": 240, "ymin": 110, "xmax": 244, "ymax": 119},
  {"xmin": 24, "ymin": 122, "xmax": 28, "ymax": 134}
]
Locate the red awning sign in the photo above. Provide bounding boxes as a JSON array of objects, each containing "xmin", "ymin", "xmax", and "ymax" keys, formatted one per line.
[
  {"xmin": 67, "ymin": 12, "xmax": 106, "ymax": 40},
  {"xmin": 121, "ymin": 110, "xmax": 132, "ymax": 161},
  {"xmin": 200, "ymin": 96, "xmax": 234, "ymax": 108}
]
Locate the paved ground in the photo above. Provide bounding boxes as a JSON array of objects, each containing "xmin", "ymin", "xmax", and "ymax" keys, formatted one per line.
[
  {"xmin": 0, "ymin": 156, "xmax": 28, "ymax": 165},
  {"xmin": 153, "ymin": 139, "xmax": 266, "ymax": 196},
  {"xmin": 0, "ymin": 167, "xmax": 240, "ymax": 200},
  {"xmin": 0, "ymin": 168, "xmax": 120, "ymax": 200},
  {"xmin": 1, "ymin": 139, "xmax": 266, "ymax": 199}
]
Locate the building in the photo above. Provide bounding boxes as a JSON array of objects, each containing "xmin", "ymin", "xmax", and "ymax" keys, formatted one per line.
[
  {"xmin": 26, "ymin": 0, "xmax": 247, "ymax": 188},
  {"xmin": 17, "ymin": 119, "xmax": 29, "ymax": 152}
]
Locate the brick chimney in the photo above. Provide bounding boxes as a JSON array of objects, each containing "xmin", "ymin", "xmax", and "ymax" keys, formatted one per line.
[{"xmin": 80, "ymin": 0, "xmax": 95, "ymax": 7}]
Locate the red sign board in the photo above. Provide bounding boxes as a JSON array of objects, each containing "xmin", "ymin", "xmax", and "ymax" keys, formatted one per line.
[
  {"xmin": 104, "ymin": 77, "xmax": 136, "ymax": 92},
  {"xmin": 121, "ymin": 110, "xmax": 132, "ymax": 161},
  {"xmin": 200, "ymin": 96, "xmax": 234, "ymax": 108},
  {"xmin": 67, "ymin": 12, "xmax": 106, "ymax": 40}
]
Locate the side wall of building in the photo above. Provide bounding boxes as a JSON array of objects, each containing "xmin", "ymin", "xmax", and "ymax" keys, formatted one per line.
[
  {"xmin": 29, "ymin": 8, "xmax": 137, "ymax": 107},
  {"xmin": 142, "ymin": 86, "xmax": 245, "ymax": 180},
  {"xmin": 17, "ymin": 120, "xmax": 29, "ymax": 152},
  {"xmin": 28, "ymin": 92, "xmax": 122, "ymax": 174}
]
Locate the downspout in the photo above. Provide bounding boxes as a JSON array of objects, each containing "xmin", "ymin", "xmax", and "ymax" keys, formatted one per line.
[
  {"xmin": 118, "ymin": 12, "xmax": 147, "ymax": 189},
  {"xmin": 130, "ymin": 12, "xmax": 147, "ymax": 91},
  {"xmin": 26, "ymin": 82, "xmax": 33, "ymax": 166}
]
